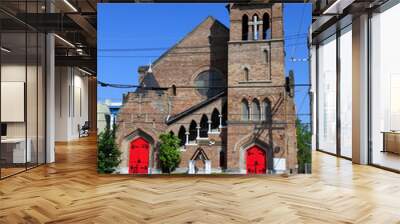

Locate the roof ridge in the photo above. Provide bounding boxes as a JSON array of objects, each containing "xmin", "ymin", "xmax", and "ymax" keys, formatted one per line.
[
  {"xmin": 140, "ymin": 16, "xmax": 229, "ymax": 70},
  {"xmin": 166, "ymin": 91, "xmax": 226, "ymax": 125}
]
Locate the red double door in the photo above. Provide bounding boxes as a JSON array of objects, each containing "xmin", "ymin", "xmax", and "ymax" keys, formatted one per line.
[
  {"xmin": 246, "ymin": 146, "xmax": 266, "ymax": 174},
  {"xmin": 129, "ymin": 137, "xmax": 149, "ymax": 174}
]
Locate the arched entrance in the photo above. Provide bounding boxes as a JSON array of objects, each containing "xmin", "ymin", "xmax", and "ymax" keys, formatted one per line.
[
  {"xmin": 129, "ymin": 137, "xmax": 149, "ymax": 174},
  {"xmin": 188, "ymin": 148, "xmax": 211, "ymax": 174},
  {"xmin": 246, "ymin": 146, "xmax": 266, "ymax": 174}
]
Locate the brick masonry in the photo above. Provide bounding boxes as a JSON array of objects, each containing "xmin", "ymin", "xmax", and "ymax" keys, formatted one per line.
[{"xmin": 115, "ymin": 3, "xmax": 297, "ymax": 174}]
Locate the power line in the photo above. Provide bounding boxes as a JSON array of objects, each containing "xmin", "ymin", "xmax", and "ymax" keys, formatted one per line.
[
  {"xmin": 116, "ymin": 111, "xmax": 310, "ymax": 116},
  {"xmin": 101, "ymin": 33, "xmax": 308, "ymax": 42},
  {"xmin": 99, "ymin": 41, "xmax": 307, "ymax": 52},
  {"xmin": 98, "ymin": 81, "xmax": 311, "ymax": 89},
  {"xmin": 116, "ymin": 121, "xmax": 309, "ymax": 126},
  {"xmin": 98, "ymin": 43, "xmax": 308, "ymax": 57},
  {"xmin": 297, "ymin": 91, "xmax": 309, "ymax": 113},
  {"xmin": 98, "ymin": 33, "xmax": 309, "ymax": 51},
  {"xmin": 289, "ymin": 3, "xmax": 307, "ymax": 63}
]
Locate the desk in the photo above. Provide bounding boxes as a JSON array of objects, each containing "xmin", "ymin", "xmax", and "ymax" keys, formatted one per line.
[
  {"xmin": 1, "ymin": 138, "xmax": 31, "ymax": 163},
  {"xmin": 382, "ymin": 132, "xmax": 400, "ymax": 154}
]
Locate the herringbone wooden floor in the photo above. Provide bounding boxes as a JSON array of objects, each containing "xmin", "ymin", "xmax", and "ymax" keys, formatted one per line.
[{"xmin": 1, "ymin": 136, "xmax": 400, "ymax": 224}]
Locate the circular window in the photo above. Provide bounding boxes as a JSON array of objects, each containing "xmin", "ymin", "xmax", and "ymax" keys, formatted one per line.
[{"xmin": 194, "ymin": 70, "xmax": 225, "ymax": 98}]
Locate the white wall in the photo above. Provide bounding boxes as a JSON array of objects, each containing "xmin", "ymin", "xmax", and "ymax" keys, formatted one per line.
[
  {"xmin": 55, "ymin": 67, "xmax": 89, "ymax": 141},
  {"xmin": 1, "ymin": 62, "xmax": 47, "ymax": 164},
  {"xmin": 1, "ymin": 65, "xmax": 26, "ymax": 132},
  {"xmin": 1, "ymin": 65, "xmax": 39, "ymax": 138}
]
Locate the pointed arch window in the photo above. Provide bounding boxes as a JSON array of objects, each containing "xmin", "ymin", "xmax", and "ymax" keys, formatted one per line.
[
  {"xmin": 241, "ymin": 99, "xmax": 250, "ymax": 121},
  {"xmin": 189, "ymin": 120, "xmax": 197, "ymax": 142},
  {"xmin": 211, "ymin": 108, "xmax": 220, "ymax": 130},
  {"xmin": 172, "ymin": 85, "xmax": 177, "ymax": 96},
  {"xmin": 263, "ymin": 99, "xmax": 272, "ymax": 124},
  {"xmin": 178, "ymin": 126, "xmax": 186, "ymax": 146},
  {"xmin": 200, "ymin": 114, "xmax": 208, "ymax": 138},
  {"xmin": 252, "ymin": 99, "xmax": 261, "ymax": 121},
  {"xmin": 262, "ymin": 13, "xmax": 271, "ymax": 40},
  {"xmin": 263, "ymin": 49, "xmax": 269, "ymax": 64},
  {"xmin": 242, "ymin": 14, "xmax": 249, "ymax": 41},
  {"xmin": 244, "ymin": 67, "xmax": 249, "ymax": 81},
  {"xmin": 252, "ymin": 14, "xmax": 260, "ymax": 40}
]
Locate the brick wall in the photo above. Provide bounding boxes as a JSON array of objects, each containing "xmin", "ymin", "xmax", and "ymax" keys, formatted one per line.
[
  {"xmin": 115, "ymin": 3, "xmax": 298, "ymax": 174},
  {"xmin": 226, "ymin": 3, "xmax": 298, "ymax": 173}
]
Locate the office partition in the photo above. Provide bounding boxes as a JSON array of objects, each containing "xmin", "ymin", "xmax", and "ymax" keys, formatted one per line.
[{"xmin": 0, "ymin": 1, "xmax": 47, "ymax": 179}]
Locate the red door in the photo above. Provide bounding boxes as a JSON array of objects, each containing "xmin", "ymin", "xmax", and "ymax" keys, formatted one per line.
[
  {"xmin": 246, "ymin": 146, "xmax": 266, "ymax": 174},
  {"xmin": 129, "ymin": 137, "xmax": 149, "ymax": 174}
]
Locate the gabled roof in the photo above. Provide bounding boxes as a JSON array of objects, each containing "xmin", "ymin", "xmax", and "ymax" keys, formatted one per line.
[
  {"xmin": 166, "ymin": 91, "xmax": 226, "ymax": 125},
  {"xmin": 138, "ymin": 16, "xmax": 229, "ymax": 71},
  {"xmin": 190, "ymin": 147, "xmax": 210, "ymax": 161}
]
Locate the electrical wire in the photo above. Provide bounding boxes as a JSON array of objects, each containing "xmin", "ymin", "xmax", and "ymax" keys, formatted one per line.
[
  {"xmin": 289, "ymin": 4, "xmax": 307, "ymax": 64},
  {"xmin": 98, "ymin": 33, "xmax": 309, "ymax": 51},
  {"xmin": 99, "ymin": 41, "xmax": 306, "ymax": 53},
  {"xmin": 98, "ymin": 81, "xmax": 311, "ymax": 89}
]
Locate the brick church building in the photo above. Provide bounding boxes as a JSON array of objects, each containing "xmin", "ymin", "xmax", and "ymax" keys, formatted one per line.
[{"xmin": 115, "ymin": 3, "xmax": 298, "ymax": 174}]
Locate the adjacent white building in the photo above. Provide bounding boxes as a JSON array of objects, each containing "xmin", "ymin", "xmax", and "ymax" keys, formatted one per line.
[{"xmin": 311, "ymin": 0, "xmax": 400, "ymax": 171}]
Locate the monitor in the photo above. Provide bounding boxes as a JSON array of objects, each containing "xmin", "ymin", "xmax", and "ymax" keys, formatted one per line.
[{"xmin": 1, "ymin": 123, "xmax": 7, "ymax": 137}]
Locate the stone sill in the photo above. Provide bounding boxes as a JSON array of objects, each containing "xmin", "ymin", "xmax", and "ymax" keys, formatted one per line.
[
  {"xmin": 238, "ymin": 80, "xmax": 272, "ymax": 84},
  {"xmin": 208, "ymin": 131, "xmax": 220, "ymax": 135},
  {"xmin": 230, "ymin": 120, "xmax": 272, "ymax": 125},
  {"xmin": 196, "ymin": 137, "xmax": 209, "ymax": 141},
  {"xmin": 228, "ymin": 38, "xmax": 284, "ymax": 44}
]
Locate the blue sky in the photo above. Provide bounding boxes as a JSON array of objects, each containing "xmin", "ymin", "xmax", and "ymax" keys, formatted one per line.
[{"xmin": 98, "ymin": 3, "xmax": 311, "ymax": 123}]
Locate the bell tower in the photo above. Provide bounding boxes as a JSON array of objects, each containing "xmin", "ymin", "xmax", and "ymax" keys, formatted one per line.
[
  {"xmin": 227, "ymin": 2, "xmax": 284, "ymax": 84},
  {"xmin": 226, "ymin": 3, "xmax": 298, "ymax": 174}
]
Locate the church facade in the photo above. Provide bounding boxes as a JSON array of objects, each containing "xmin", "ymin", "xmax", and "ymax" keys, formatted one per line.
[{"xmin": 115, "ymin": 3, "xmax": 298, "ymax": 174}]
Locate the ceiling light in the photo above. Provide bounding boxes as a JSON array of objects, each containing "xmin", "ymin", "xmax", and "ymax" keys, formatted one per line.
[
  {"xmin": 63, "ymin": 0, "xmax": 78, "ymax": 12},
  {"xmin": 54, "ymin": 34, "xmax": 75, "ymax": 48},
  {"xmin": 1, "ymin": 47, "xmax": 11, "ymax": 53}
]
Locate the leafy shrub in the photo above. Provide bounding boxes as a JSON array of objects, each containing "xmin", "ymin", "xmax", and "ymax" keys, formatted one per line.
[
  {"xmin": 98, "ymin": 124, "xmax": 121, "ymax": 174},
  {"xmin": 158, "ymin": 132, "xmax": 181, "ymax": 173},
  {"xmin": 296, "ymin": 119, "xmax": 312, "ymax": 173}
]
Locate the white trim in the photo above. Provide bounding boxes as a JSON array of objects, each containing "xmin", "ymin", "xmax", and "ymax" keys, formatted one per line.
[
  {"xmin": 197, "ymin": 137, "xmax": 209, "ymax": 141},
  {"xmin": 63, "ymin": 0, "xmax": 78, "ymax": 12},
  {"xmin": 1, "ymin": 47, "xmax": 11, "ymax": 53},
  {"xmin": 323, "ymin": 0, "xmax": 355, "ymax": 15},
  {"xmin": 208, "ymin": 130, "xmax": 220, "ymax": 134},
  {"xmin": 54, "ymin": 34, "xmax": 75, "ymax": 48}
]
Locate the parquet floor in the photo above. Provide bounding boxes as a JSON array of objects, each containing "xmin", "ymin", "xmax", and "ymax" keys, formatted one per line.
[{"xmin": 1, "ymin": 136, "xmax": 400, "ymax": 224}]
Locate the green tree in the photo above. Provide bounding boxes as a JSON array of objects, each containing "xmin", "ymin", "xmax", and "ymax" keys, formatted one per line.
[
  {"xmin": 158, "ymin": 132, "xmax": 181, "ymax": 174},
  {"xmin": 97, "ymin": 124, "xmax": 121, "ymax": 174},
  {"xmin": 296, "ymin": 119, "xmax": 312, "ymax": 173}
]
